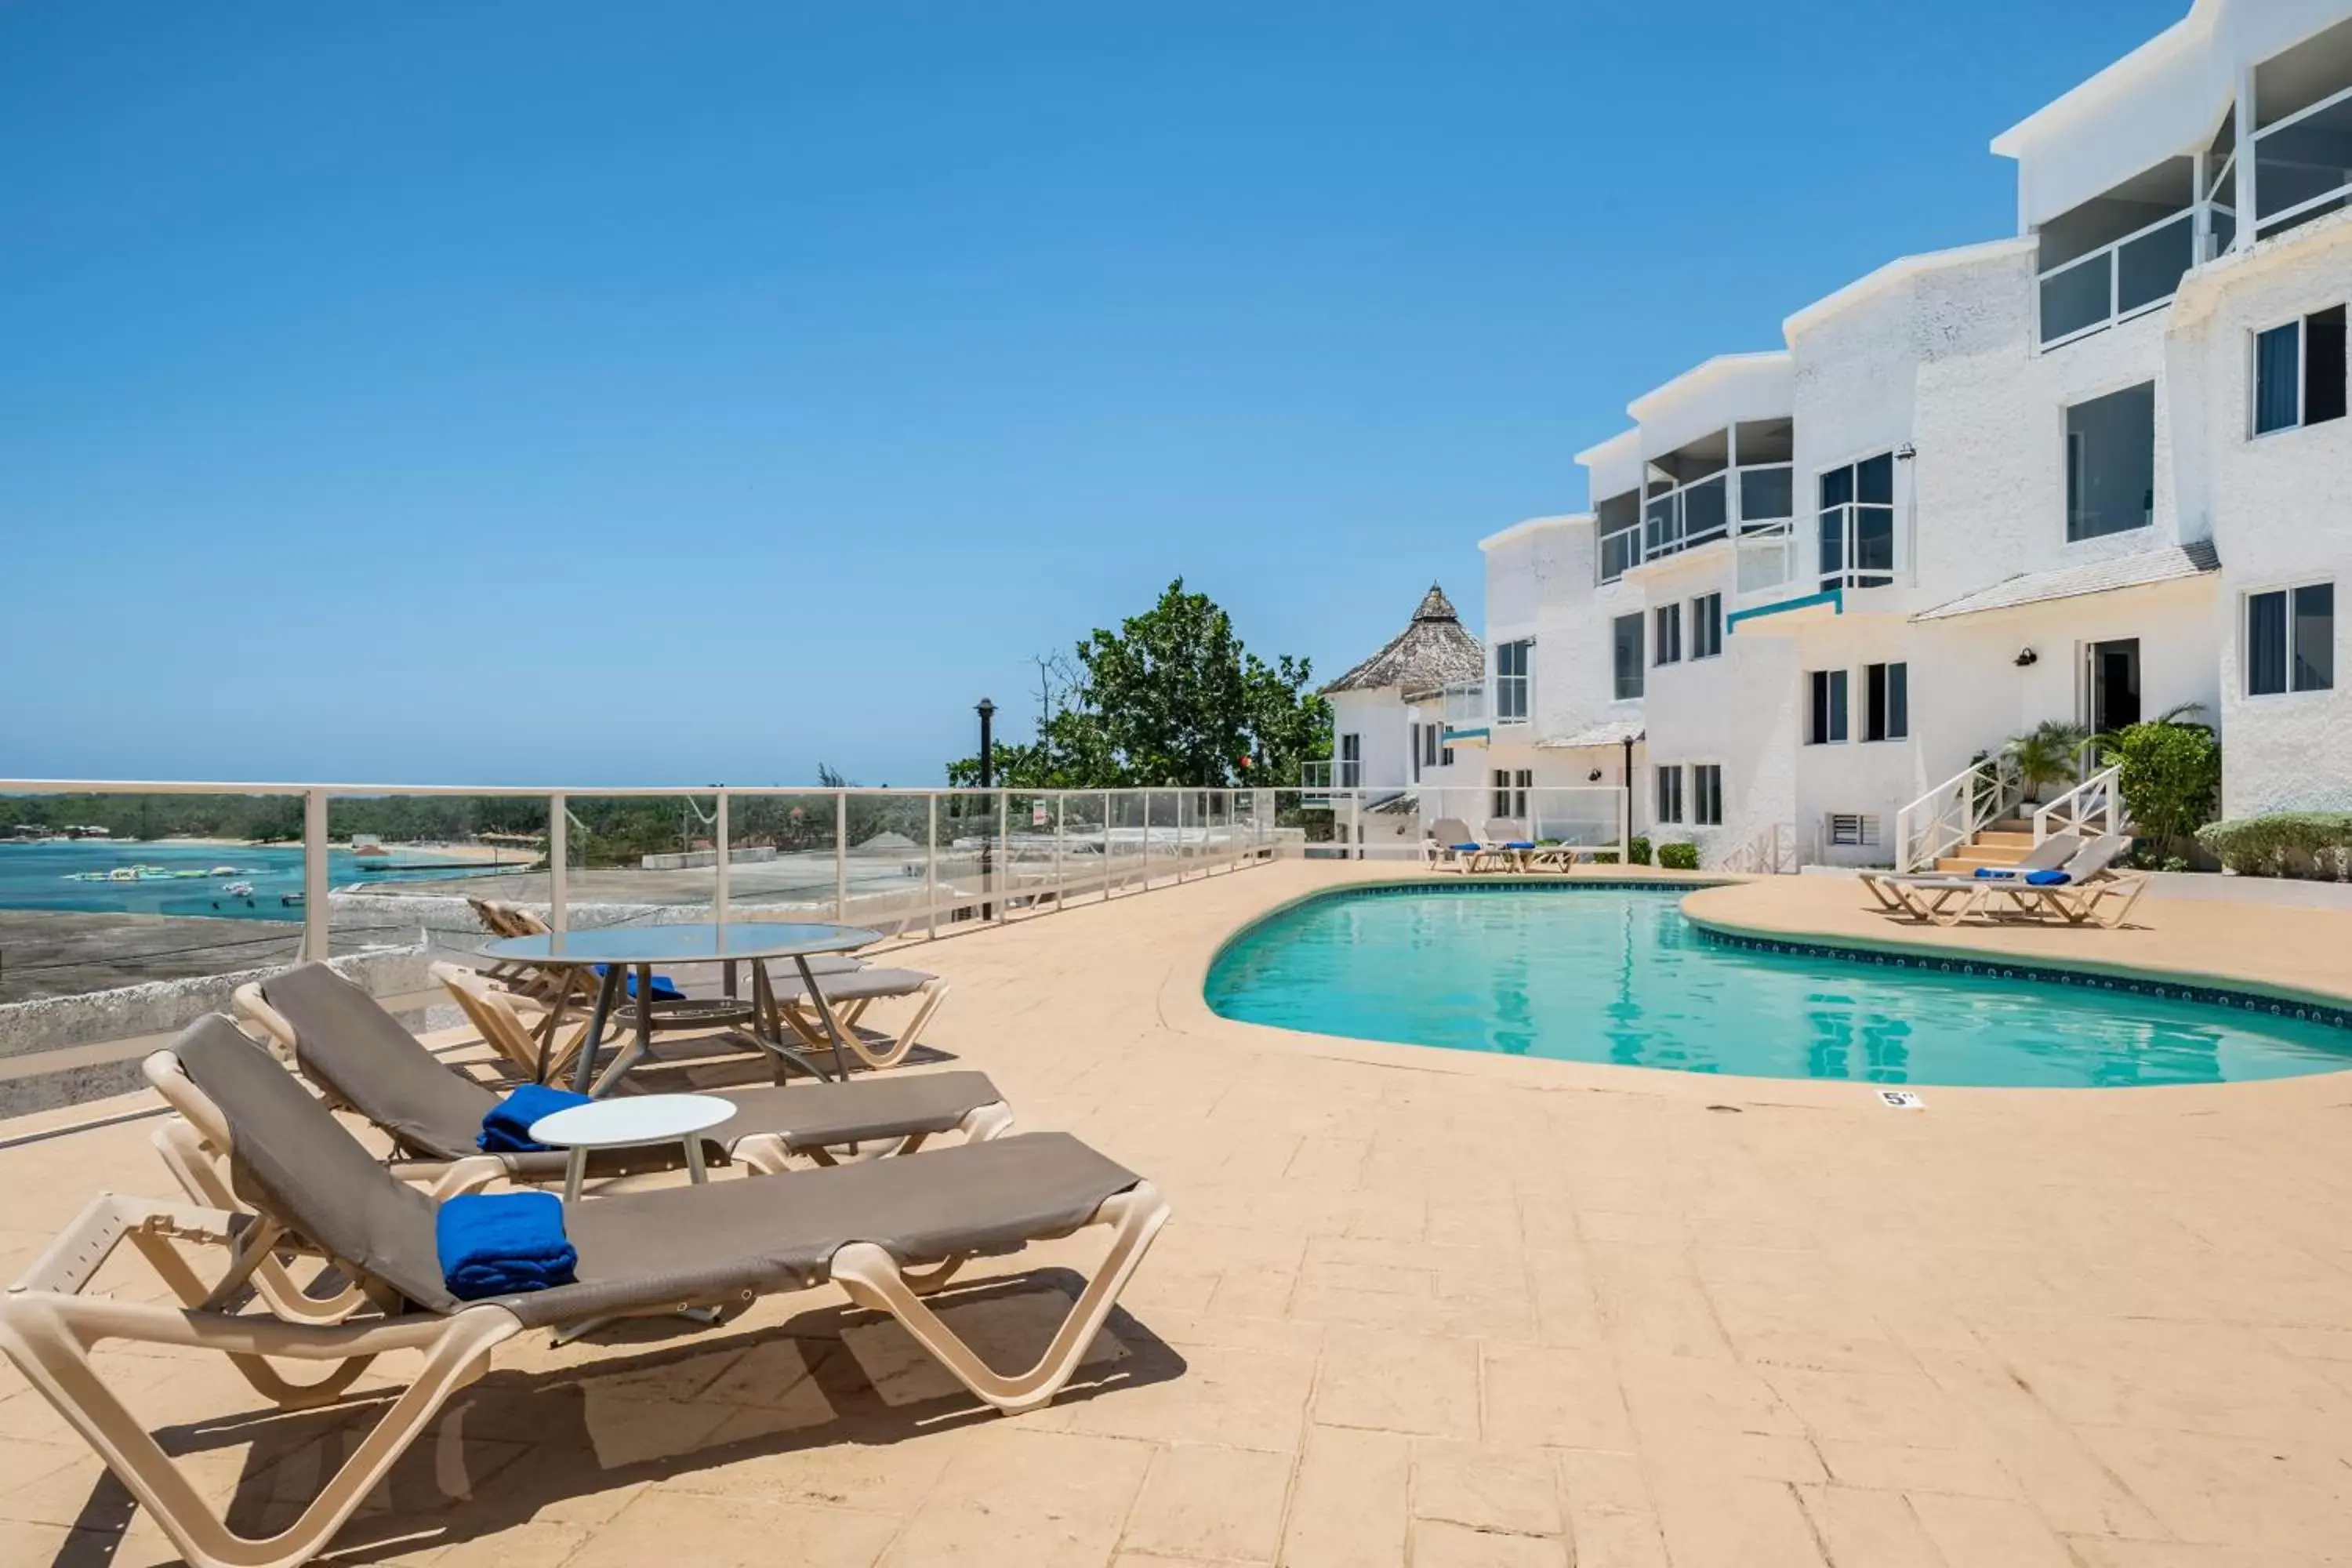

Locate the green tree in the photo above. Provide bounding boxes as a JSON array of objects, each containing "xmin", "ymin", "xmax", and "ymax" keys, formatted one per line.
[
  {"xmin": 947, "ymin": 579, "xmax": 1331, "ymax": 787},
  {"xmin": 2099, "ymin": 711, "xmax": 2220, "ymax": 858}
]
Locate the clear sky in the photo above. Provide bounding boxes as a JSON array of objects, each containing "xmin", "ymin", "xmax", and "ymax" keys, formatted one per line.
[{"xmin": 1, "ymin": 0, "xmax": 2180, "ymax": 786}]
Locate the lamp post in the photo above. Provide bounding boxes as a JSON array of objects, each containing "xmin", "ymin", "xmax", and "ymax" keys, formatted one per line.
[{"xmin": 975, "ymin": 699, "xmax": 996, "ymax": 917}]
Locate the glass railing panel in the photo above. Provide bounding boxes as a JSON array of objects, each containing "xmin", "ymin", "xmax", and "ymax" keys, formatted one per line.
[
  {"xmin": 2039, "ymin": 251, "xmax": 2112, "ymax": 344},
  {"xmin": 1852, "ymin": 504, "xmax": 1897, "ymax": 587},
  {"xmin": 2255, "ymin": 94, "xmax": 2352, "ymax": 223},
  {"xmin": 2116, "ymin": 212, "xmax": 2194, "ymax": 316},
  {"xmin": 833, "ymin": 790, "xmax": 929, "ymax": 931},
  {"xmin": 1735, "ymin": 528, "xmax": 1795, "ymax": 595},
  {"xmin": 1682, "ymin": 474, "xmax": 1729, "ymax": 545},
  {"xmin": 329, "ymin": 793, "xmax": 548, "ymax": 959},
  {"xmin": 1737, "ymin": 464, "xmax": 1793, "ymax": 525}
]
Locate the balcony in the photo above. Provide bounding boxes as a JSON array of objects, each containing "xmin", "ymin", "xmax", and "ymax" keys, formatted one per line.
[
  {"xmin": 1599, "ymin": 419, "xmax": 1795, "ymax": 586},
  {"xmin": 2038, "ymin": 205, "xmax": 2198, "ymax": 349},
  {"xmin": 1440, "ymin": 681, "xmax": 1490, "ymax": 747}
]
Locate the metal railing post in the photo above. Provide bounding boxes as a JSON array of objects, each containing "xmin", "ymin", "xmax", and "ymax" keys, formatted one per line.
[
  {"xmin": 925, "ymin": 793, "xmax": 938, "ymax": 939},
  {"xmin": 548, "ymin": 793, "xmax": 568, "ymax": 933},
  {"xmin": 834, "ymin": 791, "xmax": 848, "ymax": 922},
  {"xmin": 301, "ymin": 789, "xmax": 329, "ymax": 962},
  {"xmin": 1054, "ymin": 793, "xmax": 1065, "ymax": 910},
  {"xmin": 713, "ymin": 789, "xmax": 730, "ymax": 922},
  {"xmin": 1104, "ymin": 789, "xmax": 1115, "ymax": 898},
  {"xmin": 996, "ymin": 790, "xmax": 1009, "ymax": 921},
  {"xmin": 1177, "ymin": 789, "xmax": 1187, "ymax": 882},
  {"xmin": 1348, "ymin": 792, "xmax": 1361, "ymax": 861}
]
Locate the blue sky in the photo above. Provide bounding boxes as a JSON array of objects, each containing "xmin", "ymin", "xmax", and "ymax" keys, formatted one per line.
[{"xmin": 0, "ymin": 0, "xmax": 2177, "ymax": 786}]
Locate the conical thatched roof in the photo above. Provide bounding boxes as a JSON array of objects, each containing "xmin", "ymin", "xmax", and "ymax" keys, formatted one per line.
[{"xmin": 1321, "ymin": 584, "xmax": 1486, "ymax": 698}]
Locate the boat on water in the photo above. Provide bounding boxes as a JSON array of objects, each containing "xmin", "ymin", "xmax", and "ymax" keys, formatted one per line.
[{"xmin": 220, "ymin": 880, "xmax": 256, "ymax": 898}]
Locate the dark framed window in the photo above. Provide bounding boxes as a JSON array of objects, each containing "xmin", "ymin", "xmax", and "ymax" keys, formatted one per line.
[
  {"xmin": 1612, "ymin": 613, "xmax": 1645, "ymax": 700},
  {"xmin": 1495, "ymin": 639, "xmax": 1534, "ymax": 722},
  {"xmin": 1693, "ymin": 764, "xmax": 1723, "ymax": 826},
  {"xmin": 2248, "ymin": 582, "xmax": 2335, "ymax": 695},
  {"xmin": 1491, "ymin": 768, "xmax": 1530, "ymax": 820},
  {"xmin": 1654, "ymin": 765, "xmax": 1683, "ymax": 825},
  {"xmin": 1690, "ymin": 593, "xmax": 1723, "ymax": 659},
  {"xmin": 1864, "ymin": 662, "xmax": 1909, "ymax": 742},
  {"xmin": 2065, "ymin": 382, "xmax": 2156, "ymax": 541},
  {"xmin": 1654, "ymin": 604, "xmax": 1682, "ymax": 666},
  {"xmin": 2253, "ymin": 306, "xmax": 2348, "ymax": 436},
  {"xmin": 1807, "ymin": 669, "xmax": 1849, "ymax": 744}
]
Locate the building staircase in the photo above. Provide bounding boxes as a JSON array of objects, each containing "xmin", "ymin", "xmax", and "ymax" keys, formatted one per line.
[{"xmin": 1933, "ymin": 815, "xmax": 2040, "ymax": 874}]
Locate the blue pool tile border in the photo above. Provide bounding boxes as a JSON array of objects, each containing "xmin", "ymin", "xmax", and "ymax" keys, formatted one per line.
[{"xmin": 1691, "ymin": 924, "xmax": 2352, "ymax": 1034}]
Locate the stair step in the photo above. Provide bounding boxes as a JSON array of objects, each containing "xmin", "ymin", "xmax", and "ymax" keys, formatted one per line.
[{"xmin": 1973, "ymin": 831, "xmax": 2036, "ymax": 850}]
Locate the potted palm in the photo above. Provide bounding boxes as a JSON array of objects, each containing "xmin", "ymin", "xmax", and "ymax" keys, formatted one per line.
[{"xmin": 2005, "ymin": 720, "xmax": 2088, "ymax": 804}]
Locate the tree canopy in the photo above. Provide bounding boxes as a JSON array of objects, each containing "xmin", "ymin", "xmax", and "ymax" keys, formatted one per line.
[{"xmin": 947, "ymin": 579, "xmax": 1331, "ymax": 788}]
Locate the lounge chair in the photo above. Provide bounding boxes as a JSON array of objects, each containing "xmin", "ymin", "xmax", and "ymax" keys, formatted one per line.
[
  {"xmin": 1468, "ymin": 818, "xmax": 1538, "ymax": 873},
  {"xmin": 227, "ymin": 963, "xmax": 1011, "ymax": 1189},
  {"xmin": 1424, "ymin": 817, "xmax": 1481, "ymax": 872},
  {"xmin": 763, "ymin": 964, "xmax": 952, "ymax": 1069},
  {"xmin": 1877, "ymin": 835, "xmax": 2146, "ymax": 928},
  {"xmin": 0, "ymin": 1014, "xmax": 1167, "ymax": 1568},
  {"xmin": 1858, "ymin": 832, "xmax": 2080, "ymax": 914}
]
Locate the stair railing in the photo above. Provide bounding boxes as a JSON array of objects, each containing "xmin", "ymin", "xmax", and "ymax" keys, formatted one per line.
[
  {"xmin": 1893, "ymin": 753, "xmax": 2024, "ymax": 873},
  {"xmin": 2033, "ymin": 764, "xmax": 2124, "ymax": 845}
]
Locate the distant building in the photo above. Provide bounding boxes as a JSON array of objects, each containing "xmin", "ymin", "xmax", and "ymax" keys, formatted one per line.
[{"xmin": 1314, "ymin": 585, "xmax": 1484, "ymax": 815}]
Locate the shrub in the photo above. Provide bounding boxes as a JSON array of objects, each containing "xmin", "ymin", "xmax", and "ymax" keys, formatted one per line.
[
  {"xmin": 1592, "ymin": 850, "xmax": 1621, "ymax": 864},
  {"xmin": 1628, "ymin": 836, "xmax": 1653, "ymax": 866},
  {"xmin": 2100, "ymin": 718, "xmax": 2220, "ymax": 854},
  {"xmin": 2007, "ymin": 719, "xmax": 2089, "ymax": 803},
  {"xmin": 2196, "ymin": 813, "xmax": 2352, "ymax": 880},
  {"xmin": 1656, "ymin": 841, "xmax": 1700, "ymax": 870}
]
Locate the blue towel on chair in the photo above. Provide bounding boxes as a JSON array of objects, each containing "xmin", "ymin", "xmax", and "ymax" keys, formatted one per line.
[
  {"xmin": 2024, "ymin": 869, "xmax": 2071, "ymax": 886},
  {"xmin": 593, "ymin": 964, "xmax": 684, "ymax": 1001},
  {"xmin": 1450, "ymin": 842, "xmax": 1480, "ymax": 853},
  {"xmin": 478, "ymin": 1083, "xmax": 591, "ymax": 1154},
  {"xmin": 437, "ymin": 1191, "xmax": 578, "ymax": 1300},
  {"xmin": 1504, "ymin": 840, "xmax": 1537, "ymax": 851}
]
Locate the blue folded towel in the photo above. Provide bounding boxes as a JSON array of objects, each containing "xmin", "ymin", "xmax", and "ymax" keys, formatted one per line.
[
  {"xmin": 2024, "ymin": 869, "xmax": 2071, "ymax": 886},
  {"xmin": 593, "ymin": 964, "xmax": 685, "ymax": 1001},
  {"xmin": 437, "ymin": 1190, "xmax": 578, "ymax": 1300},
  {"xmin": 478, "ymin": 1083, "xmax": 592, "ymax": 1154},
  {"xmin": 1504, "ymin": 841, "xmax": 1537, "ymax": 851},
  {"xmin": 1450, "ymin": 842, "xmax": 1480, "ymax": 853}
]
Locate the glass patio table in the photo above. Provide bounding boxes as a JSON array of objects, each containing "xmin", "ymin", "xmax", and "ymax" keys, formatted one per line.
[{"xmin": 477, "ymin": 921, "xmax": 883, "ymax": 1095}]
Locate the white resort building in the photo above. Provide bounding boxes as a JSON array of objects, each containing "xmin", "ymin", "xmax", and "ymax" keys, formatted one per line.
[{"xmin": 1441, "ymin": 0, "xmax": 2352, "ymax": 869}]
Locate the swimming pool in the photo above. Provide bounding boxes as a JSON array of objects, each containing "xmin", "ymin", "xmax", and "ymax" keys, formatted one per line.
[{"xmin": 1203, "ymin": 885, "xmax": 2352, "ymax": 1088}]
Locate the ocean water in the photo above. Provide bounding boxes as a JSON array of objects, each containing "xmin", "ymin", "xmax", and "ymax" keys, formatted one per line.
[
  {"xmin": 1203, "ymin": 886, "xmax": 2352, "ymax": 1089},
  {"xmin": 0, "ymin": 840, "xmax": 476, "ymax": 922}
]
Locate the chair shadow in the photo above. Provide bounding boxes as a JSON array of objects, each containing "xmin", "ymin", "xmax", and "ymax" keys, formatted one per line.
[{"xmin": 45, "ymin": 1269, "xmax": 1185, "ymax": 1568}]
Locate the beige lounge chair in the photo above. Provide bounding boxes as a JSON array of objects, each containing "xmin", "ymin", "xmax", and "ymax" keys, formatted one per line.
[
  {"xmin": 1859, "ymin": 832, "xmax": 2081, "ymax": 914},
  {"xmin": 229, "ymin": 963, "xmax": 1011, "ymax": 1186},
  {"xmin": 1468, "ymin": 818, "xmax": 1537, "ymax": 873},
  {"xmin": 1882, "ymin": 836, "xmax": 2146, "ymax": 928},
  {"xmin": 1425, "ymin": 817, "xmax": 1480, "ymax": 872},
  {"xmin": 0, "ymin": 1014, "xmax": 1168, "ymax": 1568},
  {"xmin": 764, "ymin": 964, "xmax": 951, "ymax": 1069}
]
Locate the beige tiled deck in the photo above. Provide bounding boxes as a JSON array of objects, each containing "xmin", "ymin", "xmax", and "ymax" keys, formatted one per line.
[{"xmin": 5, "ymin": 861, "xmax": 2352, "ymax": 1566}]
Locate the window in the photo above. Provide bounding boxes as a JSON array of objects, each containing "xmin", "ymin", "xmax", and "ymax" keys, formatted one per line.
[
  {"xmin": 1495, "ymin": 640, "xmax": 1533, "ymax": 723},
  {"xmin": 2253, "ymin": 307, "xmax": 2348, "ymax": 435},
  {"xmin": 1409, "ymin": 723, "xmax": 1421, "ymax": 783},
  {"xmin": 1826, "ymin": 813, "xmax": 1881, "ymax": 848},
  {"xmin": 1612, "ymin": 614, "xmax": 1644, "ymax": 700},
  {"xmin": 1819, "ymin": 452, "xmax": 1896, "ymax": 590},
  {"xmin": 1690, "ymin": 593, "xmax": 1722, "ymax": 659},
  {"xmin": 2247, "ymin": 582, "xmax": 2335, "ymax": 695},
  {"xmin": 1654, "ymin": 765, "xmax": 1683, "ymax": 826},
  {"xmin": 1807, "ymin": 669, "xmax": 1849, "ymax": 744},
  {"xmin": 1492, "ymin": 768, "xmax": 1530, "ymax": 820},
  {"xmin": 2065, "ymin": 383, "xmax": 2156, "ymax": 541},
  {"xmin": 1863, "ymin": 662, "xmax": 1908, "ymax": 742},
  {"xmin": 1596, "ymin": 492, "xmax": 1641, "ymax": 583},
  {"xmin": 1653, "ymin": 604, "xmax": 1682, "ymax": 666},
  {"xmin": 1339, "ymin": 733, "xmax": 1361, "ymax": 788},
  {"xmin": 1693, "ymin": 764, "xmax": 1723, "ymax": 826},
  {"xmin": 1422, "ymin": 724, "xmax": 1441, "ymax": 771}
]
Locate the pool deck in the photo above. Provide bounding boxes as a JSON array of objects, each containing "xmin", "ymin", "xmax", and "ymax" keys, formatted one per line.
[{"xmin": 3, "ymin": 859, "xmax": 2352, "ymax": 1566}]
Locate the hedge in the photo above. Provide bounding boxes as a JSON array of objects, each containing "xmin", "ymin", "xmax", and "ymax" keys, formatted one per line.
[
  {"xmin": 1627, "ymin": 836, "xmax": 1653, "ymax": 866},
  {"xmin": 2194, "ymin": 813, "xmax": 2352, "ymax": 880},
  {"xmin": 1656, "ymin": 841, "xmax": 1700, "ymax": 870}
]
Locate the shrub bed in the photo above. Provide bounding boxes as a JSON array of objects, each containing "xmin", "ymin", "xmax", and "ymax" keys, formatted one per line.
[
  {"xmin": 2194, "ymin": 813, "xmax": 2352, "ymax": 879},
  {"xmin": 1656, "ymin": 841, "xmax": 1700, "ymax": 870}
]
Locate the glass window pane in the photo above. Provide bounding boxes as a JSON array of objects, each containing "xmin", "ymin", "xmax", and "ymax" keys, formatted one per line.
[
  {"xmin": 2065, "ymin": 383, "xmax": 2156, "ymax": 541},
  {"xmin": 1857, "ymin": 453, "xmax": 1895, "ymax": 506},
  {"xmin": 1739, "ymin": 465, "xmax": 1794, "ymax": 523},
  {"xmin": 2255, "ymin": 96, "xmax": 2352, "ymax": 221},
  {"xmin": 1819, "ymin": 465, "xmax": 1854, "ymax": 508},
  {"xmin": 2309, "ymin": 307, "xmax": 2347, "ymax": 425},
  {"xmin": 2041, "ymin": 252, "xmax": 2112, "ymax": 343},
  {"xmin": 2249, "ymin": 590, "xmax": 2288, "ymax": 695},
  {"xmin": 1889, "ymin": 662, "xmax": 1908, "ymax": 739},
  {"xmin": 1865, "ymin": 663, "xmax": 1888, "ymax": 742},
  {"xmin": 1682, "ymin": 474, "xmax": 1728, "ymax": 543},
  {"xmin": 2295, "ymin": 583, "xmax": 2335, "ymax": 691},
  {"xmin": 2256, "ymin": 322, "xmax": 2303, "ymax": 434},
  {"xmin": 1854, "ymin": 506, "xmax": 1896, "ymax": 583},
  {"xmin": 1828, "ymin": 670, "xmax": 1849, "ymax": 742},
  {"xmin": 2115, "ymin": 212, "xmax": 2194, "ymax": 315},
  {"xmin": 1613, "ymin": 614, "xmax": 1644, "ymax": 700}
]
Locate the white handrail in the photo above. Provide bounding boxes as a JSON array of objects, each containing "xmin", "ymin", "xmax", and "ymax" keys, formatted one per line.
[
  {"xmin": 2033, "ymin": 764, "xmax": 2123, "ymax": 845},
  {"xmin": 1892, "ymin": 753, "xmax": 2023, "ymax": 874}
]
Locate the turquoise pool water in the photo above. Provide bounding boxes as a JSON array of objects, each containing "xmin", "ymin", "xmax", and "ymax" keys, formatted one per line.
[{"xmin": 1203, "ymin": 886, "xmax": 2352, "ymax": 1088}]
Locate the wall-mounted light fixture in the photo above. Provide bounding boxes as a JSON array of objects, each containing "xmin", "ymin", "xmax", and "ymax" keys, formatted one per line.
[
  {"xmin": 2014, "ymin": 648, "xmax": 2038, "ymax": 668},
  {"xmin": 1588, "ymin": 768, "xmax": 1603, "ymax": 782},
  {"xmin": 1895, "ymin": 441, "xmax": 1918, "ymax": 461}
]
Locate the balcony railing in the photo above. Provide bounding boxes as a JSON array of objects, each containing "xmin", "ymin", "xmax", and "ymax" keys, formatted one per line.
[
  {"xmin": 1442, "ymin": 681, "xmax": 1486, "ymax": 729},
  {"xmin": 1602, "ymin": 463, "xmax": 1793, "ymax": 584},
  {"xmin": 1817, "ymin": 499, "xmax": 1900, "ymax": 592},
  {"xmin": 2038, "ymin": 206, "xmax": 2195, "ymax": 349}
]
